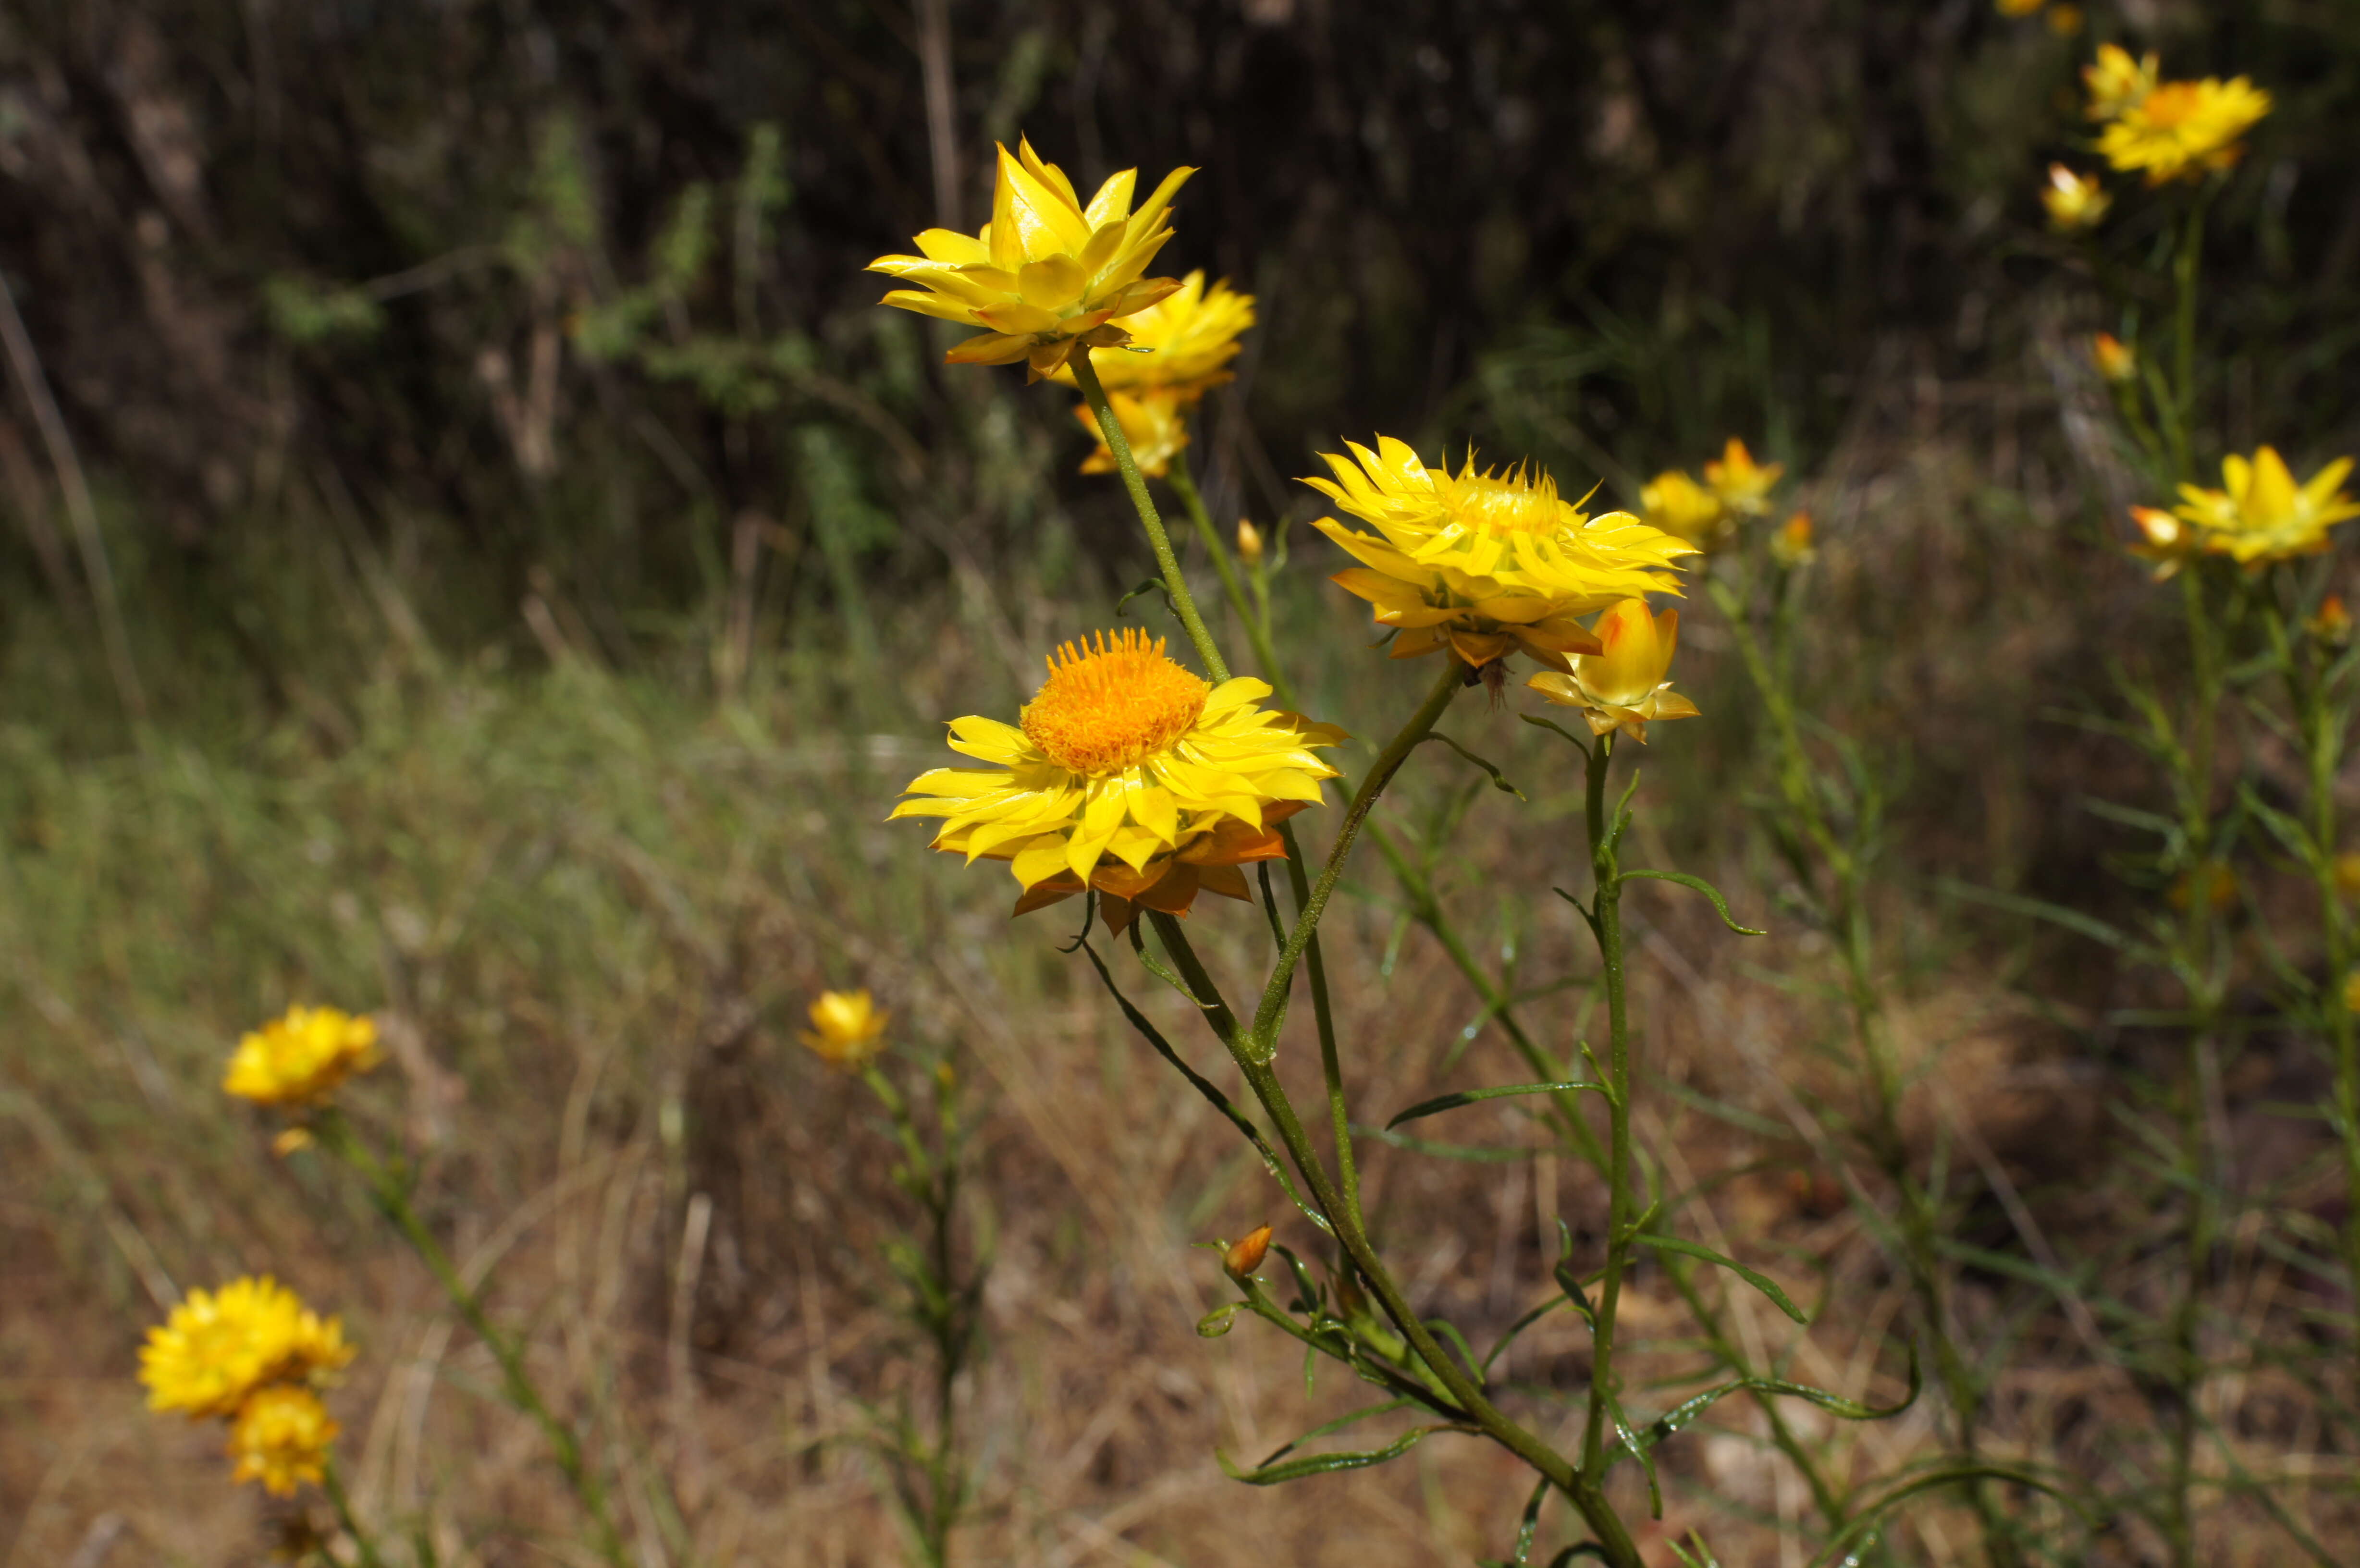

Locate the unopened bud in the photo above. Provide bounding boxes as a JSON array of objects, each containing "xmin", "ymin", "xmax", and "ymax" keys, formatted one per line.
[
  {"xmin": 2092, "ymin": 332, "xmax": 2137, "ymax": 385},
  {"xmin": 271, "ymin": 1127, "xmax": 315, "ymax": 1158},
  {"xmin": 2310, "ymin": 593, "xmax": 2353, "ymax": 648},
  {"xmin": 1770, "ymin": 511, "xmax": 1816, "ymax": 568},
  {"xmin": 1224, "ymin": 1223, "xmax": 1273, "ymax": 1278},
  {"xmin": 1235, "ymin": 517, "xmax": 1265, "ymax": 566}
]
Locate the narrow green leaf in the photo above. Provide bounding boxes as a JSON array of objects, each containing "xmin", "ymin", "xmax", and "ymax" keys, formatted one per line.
[
  {"xmin": 1385, "ymin": 1079, "xmax": 1610, "ymax": 1130},
  {"xmin": 1935, "ymin": 877, "xmax": 2153, "ymax": 959},
  {"xmin": 1114, "ymin": 577, "xmax": 1172, "ymax": 618},
  {"xmin": 1217, "ymin": 1421, "xmax": 1477, "ymax": 1485},
  {"xmin": 1518, "ymin": 712, "xmax": 1593, "ymax": 755},
  {"xmin": 1197, "ymin": 1303, "xmax": 1243, "ymax": 1339},
  {"xmin": 1419, "ymin": 731, "xmax": 1525, "ymax": 798},
  {"xmin": 1617, "ymin": 869, "xmax": 1767, "ymax": 935},
  {"xmin": 1806, "ymin": 1465, "xmax": 2075, "ymax": 1568},
  {"xmin": 1636, "ymin": 1235, "xmax": 1807, "ymax": 1323},
  {"xmin": 1352, "ymin": 1123, "xmax": 1547, "ymax": 1163},
  {"xmin": 1252, "ymin": 1397, "xmax": 1414, "ymax": 1469}
]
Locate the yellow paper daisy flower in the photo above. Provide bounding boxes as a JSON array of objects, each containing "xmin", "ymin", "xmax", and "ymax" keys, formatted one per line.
[
  {"xmin": 867, "ymin": 138, "xmax": 1195, "ymax": 381},
  {"xmin": 1075, "ymin": 387, "xmax": 1191, "ymax": 478},
  {"xmin": 803, "ymin": 990, "xmax": 889, "ymax": 1069},
  {"xmin": 2170, "ymin": 447, "xmax": 2360, "ymax": 567},
  {"xmin": 2098, "ymin": 74, "xmax": 2270, "ymax": 185},
  {"xmin": 140, "ymin": 1276, "xmax": 354, "ymax": 1420},
  {"xmin": 2041, "ymin": 165, "xmax": 2112, "ymax": 231},
  {"xmin": 891, "ymin": 630, "xmax": 1344, "ymax": 933},
  {"xmin": 1640, "ymin": 468, "xmax": 1733, "ymax": 553},
  {"xmin": 1525, "ymin": 599, "xmax": 1701, "ymax": 744},
  {"xmin": 1306, "ymin": 438, "xmax": 1694, "ymax": 671},
  {"xmin": 1051, "ymin": 271, "xmax": 1254, "ymax": 401},
  {"xmin": 223, "ymin": 1004, "xmax": 382, "ymax": 1108},
  {"xmin": 2082, "ymin": 43, "xmax": 2159, "ymax": 121},
  {"xmin": 226, "ymin": 1384, "xmax": 339, "ymax": 1497},
  {"xmin": 1703, "ymin": 439, "xmax": 1783, "ymax": 517}
]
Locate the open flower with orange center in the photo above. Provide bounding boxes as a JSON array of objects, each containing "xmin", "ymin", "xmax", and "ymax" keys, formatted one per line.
[
  {"xmin": 867, "ymin": 138, "xmax": 1195, "ymax": 381},
  {"xmin": 803, "ymin": 990, "xmax": 889, "ymax": 1069},
  {"xmin": 1703, "ymin": 438, "xmax": 1783, "ymax": 516},
  {"xmin": 1641, "ymin": 468, "xmax": 1733, "ymax": 553},
  {"xmin": 2098, "ymin": 74, "xmax": 2271, "ymax": 185},
  {"xmin": 223, "ymin": 1005, "xmax": 381, "ymax": 1108},
  {"xmin": 226, "ymin": 1384, "xmax": 339, "ymax": 1497},
  {"xmin": 2082, "ymin": 43, "xmax": 2159, "ymax": 121},
  {"xmin": 140, "ymin": 1276, "xmax": 354, "ymax": 1421},
  {"xmin": 2042, "ymin": 165, "xmax": 2112, "ymax": 231},
  {"xmin": 1525, "ymin": 599, "xmax": 1700, "ymax": 743},
  {"xmin": 2170, "ymin": 447, "xmax": 2360, "ymax": 567},
  {"xmin": 891, "ymin": 630, "xmax": 1344, "ymax": 933},
  {"xmin": 1050, "ymin": 271, "xmax": 1254, "ymax": 401},
  {"xmin": 1074, "ymin": 387, "xmax": 1191, "ymax": 477},
  {"xmin": 1306, "ymin": 437, "xmax": 1693, "ymax": 671}
]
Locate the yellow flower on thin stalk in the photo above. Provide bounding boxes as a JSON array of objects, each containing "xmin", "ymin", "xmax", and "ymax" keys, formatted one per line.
[
  {"xmin": 2310, "ymin": 594, "xmax": 2354, "ymax": 648},
  {"xmin": 891, "ymin": 629, "xmax": 1344, "ymax": 933},
  {"xmin": 866, "ymin": 138, "xmax": 1196, "ymax": 381},
  {"xmin": 2042, "ymin": 165, "xmax": 2111, "ymax": 231},
  {"xmin": 2098, "ymin": 74, "xmax": 2271, "ymax": 185},
  {"xmin": 2091, "ymin": 332, "xmax": 2137, "ymax": 383},
  {"xmin": 140, "ymin": 1276, "xmax": 354, "ymax": 1421},
  {"xmin": 1641, "ymin": 468, "xmax": 1733, "ymax": 553},
  {"xmin": 1235, "ymin": 517, "xmax": 1266, "ymax": 565},
  {"xmin": 1770, "ymin": 512, "xmax": 1817, "ymax": 568},
  {"xmin": 1050, "ymin": 271, "xmax": 1254, "ymax": 401},
  {"xmin": 223, "ymin": 1005, "xmax": 381, "ymax": 1108},
  {"xmin": 1703, "ymin": 439, "xmax": 1783, "ymax": 516},
  {"xmin": 2171, "ymin": 447, "xmax": 2360, "ymax": 567},
  {"xmin": 1074, "ymin": 387, "xmax": 1191, "ymax": 478},
  {"xmin": 2082, "ymin": 43, "xmax": 2159, "ymax": 121},
  {"xmin": 226, "ymin": 1384, "xmax": 339, "ymax": 1497},
  {"xmin": 1305, "ymin": 437, "xmax": 1693, "ymax": 671},
  {"xmin": 1526, "ymin": 599, "xmax": 1701, "ymax": 744},
  {"xmin": 803, "ymin": 990, "xmax": 889, "ymax": 1070}
]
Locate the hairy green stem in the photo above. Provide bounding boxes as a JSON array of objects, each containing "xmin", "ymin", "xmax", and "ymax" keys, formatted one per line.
[
  {"xmin": 1575, "ymin": 735, "xmax": 1636, "ymax": 1481},
  {"xmin": 1072, "ymin": 352, "xmax": 1229, "ymax": 683}
]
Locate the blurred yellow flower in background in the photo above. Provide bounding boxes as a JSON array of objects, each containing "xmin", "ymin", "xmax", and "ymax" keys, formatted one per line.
[
  {"xmin": 892, "ymin": 630, "xmax": 1343, "ymax": 932},
  {"xmin": 2099, "ymin": 75, "xmax": 2270, "ymax": 184},
  {"xmin": 2128, "ymin": 506, "xmax": 2199, "ymax": 579},
  {"xmin": 1641, "ymin": 468, "xmax": 1733, "ymax": 552},
  {"xmin": 140, "ymin": 1276, "xmax": 352, "ymax": 1420},
  {"xmin": 223, "ymin": 1005, "xmax": 381, "ymax": 1107},
  {"xmin": 2042, "ymin": 165, "xmax": 2111, "ymax": 231},
  {"xmin": 2091, "ymin": 332, "xmax": 2137, "ymax": 382},
  {"xmin": 226, "ymin": 1384, "xmax": 339, "ymax": 1496},
  {"xmin": 867, "ymin": 138, "xmax": 1195, "ymax": 380},
  {"xmin": 1075, "ymin": 388, "xmax": 1191, "ymax": 477},
  {"xmin": 1704, "ymin": 438, "xmax": 1783, "ymax": 516},
  {"xmin": 2082, "ymin": 43, "xmax": 2158, "ymax": 121},
  {"xmin": 2045, "ymin": 4, "xmax": 2084, "ymax": 37},
  {"xmin": 802, "ymin": 990, "xmax": 889, "ymax": 1069},
  {"xmin": 1526, "ymin": 599, "xmax": 1700, "ymax": 743},
  {"xmin": 1993, "ymin": 0, "xmax": 2043, "ymax": 15},
  {"xmin": 2310, "ymin": 593, "xmax": 2353, "ymax": 647},
  {"xmin": 1771, "ymin": 512, "xmax": 1817, "ymax": 568},
  {"xmin": 1051, "ymin": 271, "xmax": 1254, "ymax": 401},
  {"xmin": 2172, "ymin": 447, "xmax": 2359, "ymax": 566},
  {"xmin": 1235, "ymin": 517, "xmax": 1266, "ymax": 565},
  {"xmin": 1305, "ymin": 437, "xmax": 1693, "ymax": 670}
]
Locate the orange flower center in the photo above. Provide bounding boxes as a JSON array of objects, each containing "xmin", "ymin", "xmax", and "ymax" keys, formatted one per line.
[
  {"xmin": 1021, "ymin": 629, "xmax": 1209, "ymax": 774},
  {"xmin": 2138, "ymin": 83, "xmax": 2202, "ymax": 130}
]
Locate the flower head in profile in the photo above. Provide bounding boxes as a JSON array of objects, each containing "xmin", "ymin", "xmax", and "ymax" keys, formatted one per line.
[
  {"xmin": 2171, "ymin": 447, "xmax": 2359, "ymax": 567},
  {"xmin": 1526, "ymin": 599, "xmax": 1700, "ymax": 743},
  {"xmin": 2092, "ymin": 332, "xmax": 2137, "ymax": 383},
  {"xmin": 867, "ymin": 138, "xmax": 1196, "ymax": 381},
  {"xmin": 891, "ymin": 630, "xmax": 1344, "ymax": 933},
  {"xmin": 2042, "ymin": 165, "xmax": 2112, "ymax": 231},
  {"xmin": 2082, "ymin": 43, "xmax": 2159, "ymax": 121},
  {"xmin": 2098, "ymin": 74, "xmax": 2271, "ymax": 185},
  {"xmin": 1074, "ymin": 387, "xmax": 1191, "ymax": 477},
  {"xmin": 1703, "ymin": 439, "xmax": 1783, "ymax": 517},
  {"xmin": 2128, "ymin": 506, "xmax": 2199, "ymax": 579},
  {"xmin": 1306, "ymin": 438, "xmax": 1694, "ymax": 670},
  {"xmin": 802, "ymin": 990, "xmax": 889, "ymax": 1070},
  {"xmin": 140, "ymin": 1277, "xmax": 353, "ymax": 1421},
  {"xmin": 1641, "ymin": 469, "xmax": 1733, "ymax": 553},
  {"xmin": 1051, "ymin": 271, "xmax": 1254, "ymax": 401},
  {"xmin": 226, "ymin": 1384, "xmax": 339, "ymax": 1497},
  {"xmin": 224, "ymin": 1005, "xmax": 381, "ymax": 1108}
]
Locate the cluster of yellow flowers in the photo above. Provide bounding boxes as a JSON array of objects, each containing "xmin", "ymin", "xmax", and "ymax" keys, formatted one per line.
[
  {"xmin": 140, "ymin": 1276, "xmax": 351, "ymax": 1496},
  {"xmin": 2132, "ymin": 449, "xmax": 2360, "ymax": 577},
  {"xmin": 1053, "ymin": 271, "xmax": 1254, "ymax": 477},
  {"xmin": 1994, "ymin": 0, "xmax": 2084, "ymax": 38},
  {"xmin": 1639, "ymin": 439, "xmax": 1786, "ymax": 555},
  {"xmin": 2045, "ymin": 43, "xmax": 2271, "ymax": 231}
]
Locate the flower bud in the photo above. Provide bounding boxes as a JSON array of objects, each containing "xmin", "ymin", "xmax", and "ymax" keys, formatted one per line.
[
  {"xmin": 1224, "ymin": 1223, "xmax": 1273, "ymax": 1278},
  {"xmin": 1770, "ymin": 512, "xmax": 1816, "ymax": 568},
  {"xmin": 2092, "ymin": 332, "xmax": 2137, "ymax": 384},
  {"xmin": 1235, "ymin": 517, "xmax": 1265, "ymax": 565},
  {"xmin": 2310, "ymin": 594, "xmax": 2352, "ymax": 647}
]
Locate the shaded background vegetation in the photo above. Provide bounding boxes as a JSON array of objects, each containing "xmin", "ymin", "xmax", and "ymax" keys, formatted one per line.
[{"xmin": 5, "ymin": 1, "xmax": 2360, "ymax": 1564}]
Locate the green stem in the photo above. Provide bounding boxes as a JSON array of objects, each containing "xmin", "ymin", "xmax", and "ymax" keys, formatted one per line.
[
  {"xmin": 320, "ymin": 1459, "xmax": 390, "ymax": 1568},
  {"xmin": 1147, "ymin": 914, "xmax": 1644, "ymax": 1567},
  {"xmin": 321, "ymin": 1116, "xmax": 629, "ymax": 1568},
  {"xmin": 1252, "ymin": 660, "xmax": 1463, "ymax": 1050},
  {"xmin": 1576, "ymin": 735, "xmax": 1635, "ymax": 1481},
  {"xmin": 1071, "ymin": 352, "xmax": 1229, "ymax": 683}
]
